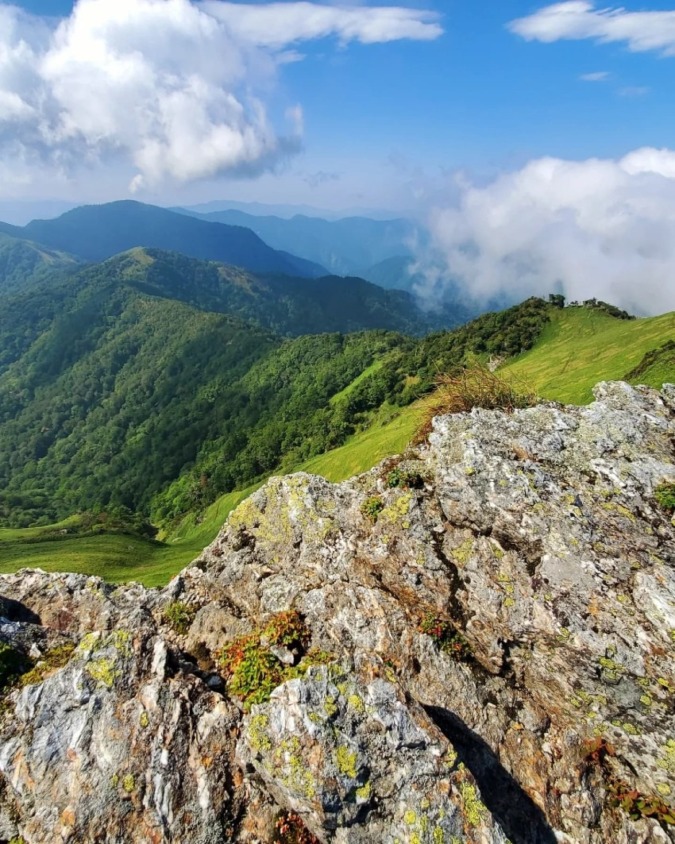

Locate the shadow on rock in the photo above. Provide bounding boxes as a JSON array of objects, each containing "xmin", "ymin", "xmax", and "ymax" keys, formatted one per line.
[
  {"xmin": 425, "ymin": 705, "xmax": 558, "ymax": 844},
  {"xmin": 0, "ymin": 596, "xmax": 40, "ymax": 625}
]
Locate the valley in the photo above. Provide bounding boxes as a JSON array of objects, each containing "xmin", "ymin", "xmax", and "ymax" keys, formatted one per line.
[{"xmin": 0, "ymin": 204, "xmax": 673, "ymax": 595}]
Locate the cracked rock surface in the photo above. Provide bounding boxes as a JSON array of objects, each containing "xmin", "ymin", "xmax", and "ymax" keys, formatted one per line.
[{"xmin": 0, "ymin": 382, "xmax": 674, "ymax": 843}]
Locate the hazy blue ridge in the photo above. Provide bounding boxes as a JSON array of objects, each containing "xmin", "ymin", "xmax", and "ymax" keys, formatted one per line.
[{"xmin": 1, "ymin": 201, "xmax": 328, "ymax": 279}]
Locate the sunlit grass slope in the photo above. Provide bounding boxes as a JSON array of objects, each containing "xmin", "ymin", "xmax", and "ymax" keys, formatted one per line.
[
  {"xmin": 0, "ymin": 405, "xmax": 423, "ymax": 586},
  {"xmin": 501, "ymin": 307, "xmax": 675, "ymax": 404}
]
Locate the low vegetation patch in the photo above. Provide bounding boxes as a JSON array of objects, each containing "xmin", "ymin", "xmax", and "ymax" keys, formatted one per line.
[
  {"xmin": 418, "ymin": 613, "xmax": 472, "ymax": 660},
  {"xmin": 430, "ymin": 364, "xmax": 538, "ymax": 415},
  {"xmin": 583, "ymin": 737, "xmax": 675, "ymax": 827},
  {"xmin": 386, "ymin": 467, "xmax": 427, "ymax": 490},
  {"xmin": 654, "ymin": 482, "xmax": 675, "ymax": 514},
  {"xmin": 19, "ymin": 642, "xmax": 75, "ymax": 687},
  {"xmin": 360, "ymin": 496, "xmax": 385, "ymax": 523},
  {"xmin": 273, "ymin": 811, "xmax": 320, "ymax": 844},
  {"xmin": 163, "ymin": 600, "xmax": 198, "ymax": 635},
  {"xmin": 417, "ymin": 364, "xmax": 538, "ymax": 441},
  {"xmin": 218, "ymin": 610, "xmax": 331, "ymax": 711}
]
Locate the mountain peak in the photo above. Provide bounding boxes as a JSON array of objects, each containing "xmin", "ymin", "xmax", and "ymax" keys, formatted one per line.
[{"xmin": 8, "ymin": 201, "xmax": 327, "ymax": 278}]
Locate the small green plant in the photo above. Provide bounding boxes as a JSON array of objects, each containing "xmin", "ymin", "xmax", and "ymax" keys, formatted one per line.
[
  {"xmin": 163, "ymin": 600, "xmax": 197, "ymax": 635},
  {"xmin": 386, "ymin": 468, "xmax": 426, "ymax": 490},
  {"xmin": 273, "ymin": 811, "xmax": 320, "ymax": 844},
  {"xmin": 19, "ymin": 642, "xmax": 75, "ymax": 687},
  {"xmin": 655, "ymin": 482, "xmax": 675, "ymax": 513},
  {"xmin": 218, "ymin": 610, "xmax": 316, "ymax": 711},
  {"xmin": 0, "ymin": 642, "xmax": 29, "ymax": 693},
  {"xmin": 361, "ymin": 496, "xmax": 384, "ymax": 523},
  {"xmin": 583, "ymin": 736, "xmax": 675, "ymax": 826},
  {"xmin": 263, "ymin": 610, "xmax": 311, "ymax": 649},
  {"xmin": 418, "ymin": 613, "xmax": 472, "ymax": 660},
  {"xmin": 608, "ymin": 780, "xmax": 675, "ymax": 826}
]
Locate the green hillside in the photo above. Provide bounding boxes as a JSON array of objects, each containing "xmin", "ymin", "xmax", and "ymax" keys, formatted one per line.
[
  {"xmin": 501, "ymin": 306, "xmax": 675, "ymax": 404},
  {"xmin": 0, "ymin": 277, "xmax": 549, "ymax": 530},
  {"xmin": 0, "ymin": 243, "xmax": 461, "ymax": 529},
  {"xmin": 0, "ymin": 232, "xmax": 78, "ymax": 294},
  {"xmin": 1, "ymin": 297, "xmax": 672, "ymax": 588}
]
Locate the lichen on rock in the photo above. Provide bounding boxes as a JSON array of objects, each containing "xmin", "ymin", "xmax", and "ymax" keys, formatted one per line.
[{"xmin": 0, "ymin": 381, "xmax": 674, "ymax": 843}]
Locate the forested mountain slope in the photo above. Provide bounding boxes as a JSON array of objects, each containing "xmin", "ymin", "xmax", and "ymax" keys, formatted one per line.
[
  {"xmin": 1, "ymin": 248, "xmax": 427, "ymax": 526},
  {"xmin": 0, "ymin": 232, "xmax": 79, "ymax": 294},
  {"xmin": 0, "ymin": 289, "xmax": 553, "ymax": 528},
  {"xmin": 93, "ymin": 248, "xmax": 452, "ymax": 336}
]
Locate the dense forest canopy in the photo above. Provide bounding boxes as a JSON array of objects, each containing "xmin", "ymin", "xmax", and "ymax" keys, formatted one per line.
[{"xmin": 0, "ymin": 251, "xmax": 553, "ymax": 529}]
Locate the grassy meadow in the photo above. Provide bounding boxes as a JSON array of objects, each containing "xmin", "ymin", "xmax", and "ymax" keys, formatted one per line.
[{"xmin": 502, "ymin": 307, "xmax": 675, "ymax": 404}]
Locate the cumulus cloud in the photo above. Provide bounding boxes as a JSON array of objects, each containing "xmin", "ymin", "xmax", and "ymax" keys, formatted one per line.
[
  {"xmin": 0, "ymin": 0, "xmax": 441, "ymax": 191},
  {"xmin": 509, "ymin": 2, "xmax": 675, "ymax": 56},
  {"xmin": 414, "ymin": 149, "xmax": 675, "ymax": 316}
]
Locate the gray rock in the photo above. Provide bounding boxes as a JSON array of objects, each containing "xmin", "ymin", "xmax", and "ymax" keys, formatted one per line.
[{"xmin": 0, "ymin": 382, "xmax": 674, "ymax": 843}]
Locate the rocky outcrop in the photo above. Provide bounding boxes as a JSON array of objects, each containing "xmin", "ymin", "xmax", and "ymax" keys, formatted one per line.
[{"xmin": 0, "ymin": 382, "xmax": 674, "ymax": 843}]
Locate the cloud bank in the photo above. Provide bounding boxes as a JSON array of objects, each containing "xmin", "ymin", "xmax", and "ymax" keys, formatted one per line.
[
  {"xmin": 415, "ymin": 148, "xmax": 675, "ymax": 316},
  {"xmin": 0, "ymin": 0, "xmax": 441, "ymax": 192},
  {"xmin": 510, "ymin": 2, "xmax": 675, "ymax": 56}
]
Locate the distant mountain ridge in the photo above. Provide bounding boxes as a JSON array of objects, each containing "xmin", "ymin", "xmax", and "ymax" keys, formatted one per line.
[
  {"xmin": 176, "ymin": 206, "xmax": 421, "ymax": 279},
  {"xmin": 0, "ymin": 201, "xmax": 327, "ymax": 279}
]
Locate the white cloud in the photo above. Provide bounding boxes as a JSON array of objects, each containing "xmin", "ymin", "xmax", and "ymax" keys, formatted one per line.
[
  {"xmin": 0, "ymin": 0, "xmax": 441, "ymax": 192},
  {"xmin": 579, "ymin": 70, "xmax": 609, "ymax": 81},
  {"xmin": 510, "ymin": 2, "xmax": 675, "ymax": 56},
  {"xmin": 618, "ymin": 85, "xmax": 650, "ymax": 98},
  {"xmin": 414, "ymin": 149, "xmax": 675, "ymax": 316},
  {"xmin": 200, "ymin": 1, "xmax": 442, "ymax": 47}
]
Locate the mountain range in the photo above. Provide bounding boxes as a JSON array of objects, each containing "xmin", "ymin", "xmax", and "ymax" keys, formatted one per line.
[
  {"xmin": 0, "ymin": 201, "xmax": 327, "ymax": 278},
  {"xmin": 1, "ymin": 199, "xmax": 672, "ymax": 549},
  {"xmin": 0, "ymin": 265, "xmax": 553, "ymax": 530},
  {"xmin": 176, "ymin": 206, "xmax": 420, "ymax": 281}
]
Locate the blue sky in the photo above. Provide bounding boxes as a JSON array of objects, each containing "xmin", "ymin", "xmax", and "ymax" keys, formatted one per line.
[
  {"xmin": 1, "ymin": 0, "xmax": 672, "ymax": 211},
  {"xmin": 2, "ymin": 1, "xmax": 675, "ymax": 311}
]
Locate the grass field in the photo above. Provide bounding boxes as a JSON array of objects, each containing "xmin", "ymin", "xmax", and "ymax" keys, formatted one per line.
[
  {"xmin": 502, "ymin": 307, "xmax": 675, "ymax": 404},
  {"xmin": 3, "ymin": 305, "xmax": 672, "ymax": 587}
]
